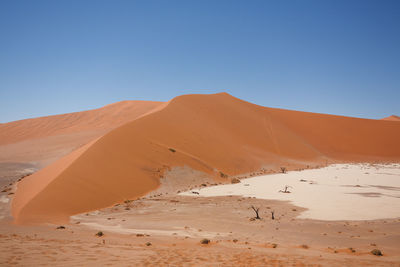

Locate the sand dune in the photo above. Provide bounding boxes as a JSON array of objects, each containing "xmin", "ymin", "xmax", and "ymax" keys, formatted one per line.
[
  {"xmin": 0, "ymin": 100, "xmax": 164, "ymax": 178},
  {"xmin": 0, "ymin": 100, "xmax": 164, "ymax": 146},
  {"xmin": 381, "ymin": 115, "xmax": 400, "ymax": 122},
  {"xmin": 12, "ymin": 93, "xmax": 400, "ymax": 223}
]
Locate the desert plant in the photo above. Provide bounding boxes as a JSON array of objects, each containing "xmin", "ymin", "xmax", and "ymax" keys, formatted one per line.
[
  {"xmin": 201, "ymin": 238, "xmax": 210, "ymax": 244},
  {"xmin": 95, "ymin": 231, "xmax": 104, "ymax": 237},
  {"xmin": 219, "ymin": 171, "xmax": 228, "ymax": 178},
  {"xmin": 371, "ymin": 249, "xmax": 383, "ymax": 256},
  {"xmin": 145, "ymin": 242, "xmax": 152, "ymax": 246},
  {"xmin": 271, "ymin": 211, "xmax": 275, "ymax": 220},
  {"xmin": 280, "ymin": 167, "xmax": 287, "ymax": 173},
  {"xmin": 231, "ymin": 178, "xmax": 240, "ymax": 184},
  {"xmin": 251, "ymin": 206, "xmax": 261, "ymax": 219},
  {"xmin": 169, "ymin": 148, "xmax": 176, "ymax": 153},
  {"xmin": 56, "ymin": 226, "xmax": 65, "ymax": 229},
  {"xmin": 279, "ymin": 185, "xmax": 292, "ymax": 193}
]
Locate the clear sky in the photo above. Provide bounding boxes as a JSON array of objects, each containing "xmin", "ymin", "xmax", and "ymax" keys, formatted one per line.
[{"xmin": 0, "ymin": 0, "xmax": 399, "ymax": 123}]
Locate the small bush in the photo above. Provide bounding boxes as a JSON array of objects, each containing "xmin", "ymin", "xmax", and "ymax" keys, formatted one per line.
[
  {"xmin": 219, "ymin": 172, "xmax": 228, "ymax": 178},
  {"xmin": 145, "ymin": 242, "xmax": 152, "ymax": 246},
  {"xmin": 280, "ymin": 167, "xmax": 287, "ymax": 173},
  {"xmin": 231, "ymin": 178, "xmax": 240, "ymax": 184},
  {"xmin": 349, "ymin": 247, "xmax": 356, "ymax": 253},
  {"xmin": 56, "ymin": 226, "xmax": 65, "ymax": 229},
  {"xmin": 169, "ymin": 148, "xmax": 176, "ymax": 153},
  {"xmin": 371, "ymin": 249, "xmax": 383, "ymax": 256},
  {"xmin": 272, "ymin": 243, "xmax": 278, "ymax": 248},
  {"xmin": 95, "ymin": 231, "xmax": 104, "ymax": 237},
  {"xmin": 301, "ymin": 244, "xmax": 309, "ymax": 249},
  {"xmin": 200, "ymin": 238, "xmax": 210, "ymax": 244}
]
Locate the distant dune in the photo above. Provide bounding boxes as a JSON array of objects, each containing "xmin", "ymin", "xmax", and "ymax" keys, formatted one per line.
[
  {"xmin": 381, "ymin": 115, "xmax": 400, "ymax": 122},
  {"xmin": 0, "ymin": 100, "xmax": 164, "ymax": 145},
  {"xmin": 0, "ymin": 100, "xmax": 164, "ymax": 166},
  {"xmin": 12, "ymin": 93, "xmax": 400, "ymax": 223}
]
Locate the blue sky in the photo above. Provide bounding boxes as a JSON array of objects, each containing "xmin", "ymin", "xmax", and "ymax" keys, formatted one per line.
[{"xmin": 0, "ymin": 0, "xmax": 399, "ymax": 123}]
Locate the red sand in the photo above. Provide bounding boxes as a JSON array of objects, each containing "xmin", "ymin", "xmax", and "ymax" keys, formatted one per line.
[
  {"xmin": 381, "ymin": 115, "xmax": 400, "ymax": 122},
  {"xmin": 12, "ymin": 93, "xmax": 400, "ymax": 223},
  {"xmin": 0, "ymin": 100, "xmax": 164, "ymax": 146}
]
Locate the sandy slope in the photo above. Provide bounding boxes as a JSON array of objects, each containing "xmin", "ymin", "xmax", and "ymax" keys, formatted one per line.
[
  {"xmin": 381, "ymin": 115, "xmax": 400, "ymax": 122},
  {"xmin": 0, "ymin": 100, "xmax": 164, "ymax": 186},
  {"xmin": 12, "ymin": 93, "xmax": 400, "ymax": 223},
  {"xmin": 0, "ymin": 100, "xmax": 164, "ymax": 146}
]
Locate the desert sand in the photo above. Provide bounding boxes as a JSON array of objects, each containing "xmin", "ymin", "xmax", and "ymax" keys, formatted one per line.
[
  {"xmin": 0, "ymin": 100, "xmax": 164, "ymax": 188},
  {"xmin": 1, "ymin": 93, "xmax": 399, "ymax": 266},
  {"xmin": 381, "ymin": 115, "xmax": 400, "ymax": 122},
  {"xmin": 11, "ymin": 93, "xmax": 400, "ymax": 224},
  {"xmin": 1, "ymin": 171, "xmax": 400, "ymax": 266}
]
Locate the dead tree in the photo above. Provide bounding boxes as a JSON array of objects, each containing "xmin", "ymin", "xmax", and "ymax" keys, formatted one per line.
[
  {"xmin": 271, "ymin": 211, "xmax": 275, "ymax": 220},
  {"xmin": 280, "ymin": 167, "xmax": 287, "ymax": 173},
  {"xmin": 251, "ymin": 206, "xmax": 261, "ymax": 219},
  {"xmin": 279, "ymin": 185, "xmax": 292, "ymax": 193}
]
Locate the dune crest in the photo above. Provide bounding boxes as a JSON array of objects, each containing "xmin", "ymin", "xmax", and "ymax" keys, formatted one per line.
[
  {"xmin": 0, "ymin": 100, "xmax": 165, "ymax": 172},
  {"xmin": 381, "ymin": 115, "xmax": 400, "ymax": 122},
  {"xmin": 0, "ymin": 100, "xmax": 164, "ymax": 146},
  {"xmin": 12, "ymin": 93, "xmax": 400, "ymax": 223}
]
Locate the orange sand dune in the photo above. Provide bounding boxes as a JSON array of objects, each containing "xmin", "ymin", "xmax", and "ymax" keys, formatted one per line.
[
  {"xmin": 12, "ymin": 93, "xmax": 400, "ymax": 223},
  {"xmin": 381, "ymin": 115, "xmax": 400, "ymax": 122},
  {"xmin": 0, "ymin": 100, "xmax": 164, "ymax": 146},
  {"xmin": 0, "ymin": 100, "xmax": 164, "ymax": 168}
]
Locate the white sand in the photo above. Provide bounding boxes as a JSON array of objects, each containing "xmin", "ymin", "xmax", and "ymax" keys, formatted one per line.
[{"xmin": 181, "ymin": 163, "xmax": 400, "ymax": 221}]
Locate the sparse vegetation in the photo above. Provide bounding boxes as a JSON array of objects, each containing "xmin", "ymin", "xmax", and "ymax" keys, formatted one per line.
[
  {"xmin": 280, "ymin": 167, "xmax": 287, "ymax": 173},
  {"xmin": 279, "ymin": 185, "xmax": 292, "ymax": 193},
  {"xmin": 219, "ymin": 171, "xmax": 228, "ymax": 178},
  {"xmin": 1, "ymin": 188, "xmax": 11, "ymax": 193},
  {"xmin": 201, "ymin": 238, "xmax": 210, "ymax": 244},
  {"xmin": 301, "ymin": 244, "xmax": 309, "ymax": 249},
  {"xmin": 371, "ymin": 249, "xmax": 383, "ymax": 256},
  {"xmin": 231, "ymin": 178, "xmax": 240, "ymax": 184},
  {"xmin": 251, "ymin": 206, "xmax": 261, "ymax": 220},
  {"xmin": 95, "ymin": 231, "xmax": 104, "ymax": 237},
  {"xmin": 272, "ymin": 243, "xmax": 278, "ymax": 248},
  {"xmin": 168, "ymin": 148, "xmax": 176, "ymax": 153},
  {"xmin": 56, "ymin": 226, "xmax": 65, "ymax": 229},
  {"xmin": 349, "ymin": 247, "xmax": 356, "ymax": 253},
  {"xmin": 271, "ymin": 211, "xmax": 275, "ymax": 220},
  {"xmin": 145, "ymin": 242, "xmax": 152, "ymax": 246}
]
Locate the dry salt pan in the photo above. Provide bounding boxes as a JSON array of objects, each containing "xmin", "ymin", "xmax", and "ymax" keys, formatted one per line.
[{"xmin": 181, "ymin": 164, "xmax": 400, "ymax": 221}]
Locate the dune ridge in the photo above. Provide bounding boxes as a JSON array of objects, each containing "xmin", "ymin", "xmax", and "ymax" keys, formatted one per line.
[
  {"xmin": 12, "ymin": 93, "xmax": 400, "ymax": 223},
  {"xmin": 381, "ymin": 115, "xmax": 400, "ymax": 122},
  {"xmin": 0, "ymin": 100, "xmax": 164, "ymax": 146},
  {"xmin": 0, "ymin": 100, "xmax": 165, "ymax": 173}
]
